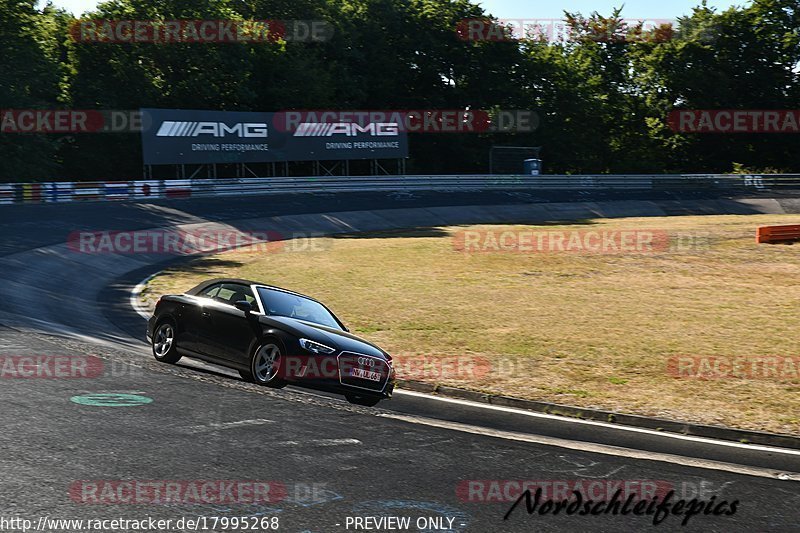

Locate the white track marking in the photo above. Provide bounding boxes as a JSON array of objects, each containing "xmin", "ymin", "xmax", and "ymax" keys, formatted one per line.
[
  {"xmin": 395, "ymin": 390, "xmax": 800, "ymax": 457},
  {"xmin": 186, "ymin": 419, "xmax": 274, "ymax": 433},
  {"xmin": 131, "ymin": 273, "xmax": 158, "ymax": 320},
  {"xmin": 273, "ymin": 438, "xmax": 361, "ymax": 447},
  {"xmin": 380, "ymin": 413, "xmax": 800, "ymax": 481}
]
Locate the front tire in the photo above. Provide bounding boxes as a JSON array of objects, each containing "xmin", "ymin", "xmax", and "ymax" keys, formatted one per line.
[
  {"xmin": 345, "ymin": 394, "xmax": 382, "ymax": 407},
  {"xmin": 250, "ymin": 342, "xmax": 287, "ymax": 389},
  {"xmin": 152, "ymin": 321, "xmax": 181, "ymax": 364}
]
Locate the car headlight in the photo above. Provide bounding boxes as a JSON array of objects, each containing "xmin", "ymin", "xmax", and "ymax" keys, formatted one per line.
[{"xmin": 299, "ymin": 338, "xmax": 336, "ymax": 355}]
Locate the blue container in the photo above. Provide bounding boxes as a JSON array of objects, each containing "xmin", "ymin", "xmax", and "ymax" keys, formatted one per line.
[{"xmin": 523, "ymin": 159, "xmax": 542, "ymax": 175}]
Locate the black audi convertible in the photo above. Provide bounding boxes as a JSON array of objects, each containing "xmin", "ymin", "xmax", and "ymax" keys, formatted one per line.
[{"xmin": 146, "ymin": 278, "xmax": 395, "ymax": 406}]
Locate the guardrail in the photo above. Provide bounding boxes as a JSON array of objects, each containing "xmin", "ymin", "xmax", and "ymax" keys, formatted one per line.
[{"xmin": 1, "ymin": 174, "xmax": 799, "ymax": 205}]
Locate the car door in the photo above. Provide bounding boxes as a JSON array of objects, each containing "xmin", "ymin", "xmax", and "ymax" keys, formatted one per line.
[
  {"xmin": 204, "ymin": 283, "xmax": 260, "ymax": 364},
  {"xmin": 179, "ymin": 283, "xmax": 223, "ymax": 355}
]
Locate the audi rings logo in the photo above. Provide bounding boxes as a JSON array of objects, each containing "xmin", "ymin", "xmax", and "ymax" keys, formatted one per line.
[{"xmin": 358, "ymin": 357, "xmax": 376, "ymax": 367}]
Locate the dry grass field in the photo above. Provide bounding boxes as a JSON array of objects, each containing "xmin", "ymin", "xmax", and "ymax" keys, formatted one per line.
[{"xmin": 141, "ymin": 214, "xmax": 800, "ymax": 435}]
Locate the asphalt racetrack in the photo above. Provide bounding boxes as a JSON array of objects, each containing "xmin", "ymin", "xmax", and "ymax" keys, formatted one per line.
[{"xmin": 1, "ymin": 188, "xmax": 799, "ymax": 533}]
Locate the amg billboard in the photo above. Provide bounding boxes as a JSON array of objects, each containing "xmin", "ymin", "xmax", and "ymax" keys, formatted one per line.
[{"xmin": 140, "ymin": 108, "xmax": 408, "ymax": 165}]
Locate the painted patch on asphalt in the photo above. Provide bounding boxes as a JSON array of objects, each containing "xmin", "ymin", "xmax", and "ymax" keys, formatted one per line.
[{"xmin": 70, "ymin": 393, "xmax": 153, "ymax": 407}]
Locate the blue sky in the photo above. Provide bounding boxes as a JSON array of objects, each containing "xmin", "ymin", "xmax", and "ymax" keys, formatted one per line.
[{"xmin": 48, "ymin": 0, "xmax": 746, "ymax": 18}]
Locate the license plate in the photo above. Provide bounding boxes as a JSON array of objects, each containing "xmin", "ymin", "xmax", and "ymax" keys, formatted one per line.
[{"xmin": 351, "ymin": 367, "xmax": 381, "ymax": 382}]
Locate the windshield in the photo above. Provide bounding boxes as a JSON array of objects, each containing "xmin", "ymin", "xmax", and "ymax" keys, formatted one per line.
[{"xmin": 257, "ymin": 287, "xmax": 342, "ymax": 330}]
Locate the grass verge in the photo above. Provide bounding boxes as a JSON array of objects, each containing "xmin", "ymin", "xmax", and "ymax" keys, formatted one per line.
[{"xmin": 142, "ymin": 214, "xmax": 800, "ymax": 435}]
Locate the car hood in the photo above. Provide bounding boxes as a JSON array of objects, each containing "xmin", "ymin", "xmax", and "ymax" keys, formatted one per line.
[{"xmin": 260, "ymin": 315, "xmax": 387, "ymax": 359}]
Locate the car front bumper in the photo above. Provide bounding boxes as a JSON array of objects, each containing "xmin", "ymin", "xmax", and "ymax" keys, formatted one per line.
[{"xmin": 282, "ymin": 352, "xmax": 395, "ymax": 399}]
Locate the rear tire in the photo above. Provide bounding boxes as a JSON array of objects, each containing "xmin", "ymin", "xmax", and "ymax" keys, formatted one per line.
[
  {"xmin": 152, "ymin": 321, "xmax": 182, "ymax": 364},
  {"xmin": 250, "ymin": 341, "xmax": 287, "ymax": 389},
  {"xmin": 345, "ymin": 394, "xmax": 382, "ymax": 407}
]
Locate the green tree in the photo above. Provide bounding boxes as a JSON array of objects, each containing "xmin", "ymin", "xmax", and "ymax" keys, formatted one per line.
[
  {"xmin": 633, "ymin": 0, "xmax": 800, "ymax": 172},
  {"xmin": 0, "ymin": 0, "xmax": 68, "ymax": 180}
]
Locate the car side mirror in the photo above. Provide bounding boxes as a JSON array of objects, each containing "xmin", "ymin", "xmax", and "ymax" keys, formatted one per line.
[{"xmin": 234, "ymin": 300, "xmax": 253, "ymax": 313}]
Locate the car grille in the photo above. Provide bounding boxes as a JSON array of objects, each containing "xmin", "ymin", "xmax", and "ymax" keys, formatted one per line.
[{"xmin": 338, "ymin": 352, "xmax": 391, "ymax": 392}]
